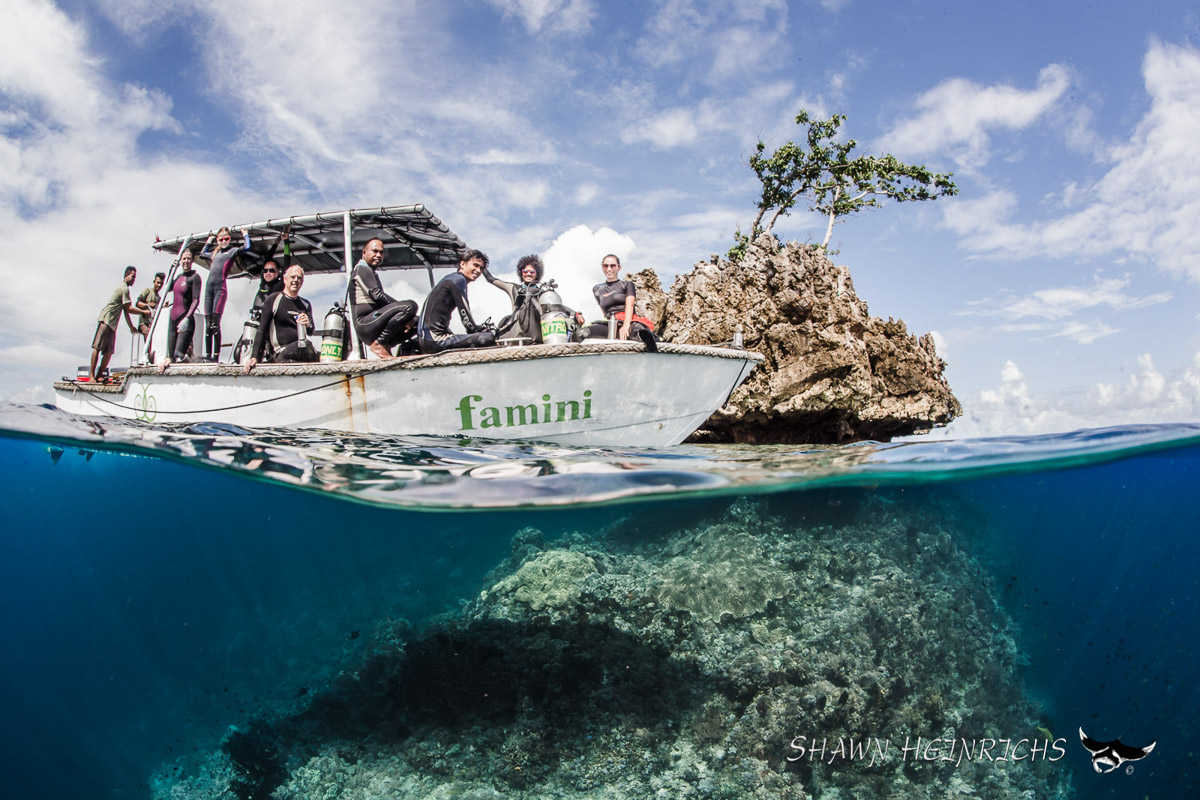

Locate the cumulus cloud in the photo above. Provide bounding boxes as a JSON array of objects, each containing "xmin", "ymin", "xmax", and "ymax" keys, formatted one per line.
[
  {"xmin": 937, "ymin": 41, "xmax": 1200, "ymax": 282},
  {"xmin": 542, "ymin": 225, "xmax": 637, "ymax": 320},
  {"xmin": 935, "ymin": 353, "xmax": 1200, "ymax": 438},
  {"xmin": 0, "ymin": 0, "xmax": 264, "ymax": 394},
  {"xmin": 883, "ymin": 63, "xmax": 1072, "ymax": 170}
]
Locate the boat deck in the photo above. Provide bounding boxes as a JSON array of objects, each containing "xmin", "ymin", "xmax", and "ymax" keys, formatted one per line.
[{"xmin": 54, "ymin": 341, "xmax": 763, "ymax": 390}]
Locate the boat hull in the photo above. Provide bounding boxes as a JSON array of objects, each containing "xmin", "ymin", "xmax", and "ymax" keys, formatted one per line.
[{"xmin": 53, "ymin": 342, "xmax": 761, "ymax": 447}]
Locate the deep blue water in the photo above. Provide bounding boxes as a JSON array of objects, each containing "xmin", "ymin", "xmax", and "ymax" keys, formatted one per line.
[{"xmin": 1, "ymin": 405, "xmax": 1198, "ymax": 798}]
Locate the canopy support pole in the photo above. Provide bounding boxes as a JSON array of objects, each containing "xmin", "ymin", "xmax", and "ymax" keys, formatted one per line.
[{"xmin": 343, "ymin": 212, "xmax": 362, "ymax": 359}]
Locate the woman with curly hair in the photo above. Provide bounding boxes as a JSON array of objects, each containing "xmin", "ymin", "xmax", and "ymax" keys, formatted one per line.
[{"xmin": 483, "ymin": 253, "xmax": 579, "ymax": 343}]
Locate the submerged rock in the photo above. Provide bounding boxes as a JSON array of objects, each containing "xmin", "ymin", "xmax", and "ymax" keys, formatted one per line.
[
  {"xmin": 631, "ymin": 238, "xmax": 961, "ymax": 443},
  {"xmin": 153, "ymin": 493, "xmax": 1072, "ymax": 800}
]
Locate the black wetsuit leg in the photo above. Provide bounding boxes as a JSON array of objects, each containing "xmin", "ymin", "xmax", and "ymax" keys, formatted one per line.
[
  {"xmin": 575, "ymin": 319, "xmax": 654, "ymax": 343},
  {"xmin": 418, "ymin": 330, "xmax": 497, "ymax": 354},
  {"xmin": 169, "ymin": 317, "xmax": 195, "ymax": 360},
  {"xmin": 355, "ymin": 300, "xmax": 418, "ymax": 347},
  {"xmin": 270, "ymin": 341, "xmax": 319, "ymax": 363}
]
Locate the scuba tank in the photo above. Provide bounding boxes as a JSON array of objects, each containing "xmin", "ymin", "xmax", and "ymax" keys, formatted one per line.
[
  {"xmin": 235, "ymin": 317, "xmax": 259, "ymax": 365},
  {"xmin": 537, "ymin": 280, "xmax": 571, "ymax": 345},
  {"xmin": 319, "ymin": 303, "xmax": 348, "ymax": 362}
]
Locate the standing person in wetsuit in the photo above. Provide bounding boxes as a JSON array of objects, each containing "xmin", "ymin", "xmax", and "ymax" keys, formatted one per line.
[
  {"xmin": 417, "ymin": 249, "xmax": 496, "ymax": 354},
  {"xmin": 350, "ymin": 238, "xmax": 419, "ymax": 359},
  {"xmin": 89, "ymin": 266, "xmax": 142, "ymax": 383},
  {"xmin": 576, "ymin": 254, "xmax": 657, "ymax": 350},
  {"xmin": 250, "ymin": 260, "xmax": 284, "ymax": 318},
  {"xmin": 245, "ymin": 227, "xmax": 290, "ymax": 319},
  {"xmin": 244, "ymin": 265, "xmax": 318, "ymax": 371},
  {"xmin": 160, "ymin": 249, "xmax": 204, "ymax": 371},
  {"xmin": 199, "ymin": 225, "xmax": 252, "ymax": 362}
]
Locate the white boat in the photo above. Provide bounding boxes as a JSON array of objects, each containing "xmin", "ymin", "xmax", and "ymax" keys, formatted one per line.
[{"xmin": 54, "ymin": 205, "xmax": 762, "ymax": 446}]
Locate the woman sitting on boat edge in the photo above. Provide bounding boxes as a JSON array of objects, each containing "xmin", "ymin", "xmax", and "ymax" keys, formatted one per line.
[{"xmin": 575, "ymin": 253, "xmax": 658, "ymax": 351}]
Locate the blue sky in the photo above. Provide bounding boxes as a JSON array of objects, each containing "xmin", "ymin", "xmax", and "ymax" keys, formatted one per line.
[{"xmin": 3, "ymin": 0, "xmax": 1200, "ymax": 436}]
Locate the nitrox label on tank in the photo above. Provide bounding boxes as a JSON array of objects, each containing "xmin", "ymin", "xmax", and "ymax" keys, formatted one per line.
[
  {"xmin": 457, "ymin": 391, "xmax": 593, "ymax": 430},
  {"xmin": 541, "ymin": 318, "xmax": 568, "ymax": 338}
]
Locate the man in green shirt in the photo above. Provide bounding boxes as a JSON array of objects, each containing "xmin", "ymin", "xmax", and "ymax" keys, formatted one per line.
[
  {"xmin": 136, "ymin": 272, "xmax": 165, "ymax": 364},
  {"xmin": 90, "ymin": 266, "xmax": 143, "ymax": 383}
]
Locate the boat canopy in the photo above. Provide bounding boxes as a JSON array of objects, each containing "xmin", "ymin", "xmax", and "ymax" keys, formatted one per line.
[{"xmin": 151, "ymin": 204, "xmax": 467, "ymax": 282}]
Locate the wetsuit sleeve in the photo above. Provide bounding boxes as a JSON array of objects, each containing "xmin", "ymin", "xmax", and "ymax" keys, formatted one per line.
[
  {"xmin": 450, "ymin": 273, "xmax": 480, "ymax": 332},
  {"xmin": 250, "ymin": 294, "xmax": 277, "ymax": 360},
  {"xmin": 482, "ymin": 267, "xmax": 518, "ymax": 304},
  {"xmin": 356, "ymin": 263, "xmax": 396, "ymax": 306},
  {"xmin": 301, "ymin": 299, "xmax": 315, "ymax": 334},
  {"xmin": 184, "ymin": 273, "xmax": 202, "ymax": 319}
]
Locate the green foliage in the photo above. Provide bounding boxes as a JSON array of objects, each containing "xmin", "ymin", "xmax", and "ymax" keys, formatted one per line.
[{"xmin": 734, "ymin": 109, "xmax": 958, "ymax": 256}]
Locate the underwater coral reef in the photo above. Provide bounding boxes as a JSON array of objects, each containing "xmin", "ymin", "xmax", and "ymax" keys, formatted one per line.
[{"xmin": 153, "ymin": 493, "xmax": 1073, "ymax": 800}]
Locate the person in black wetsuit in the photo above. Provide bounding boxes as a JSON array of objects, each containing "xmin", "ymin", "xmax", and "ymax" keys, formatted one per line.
[
  {"xmin": 576, "ymin": 253, "xmax": 657, "ymax": 350},
  {"xmin": 417, "ymin": 249, "xmax": 496, "ymax": 354},
  {"xmin": 243, "ymin": 265, "xmax": 319, "ymax": 371},
  {"xmin": 161, "ymin": 249, "xmax": 204, "ymax": 371},
  {"xmin": 350, "ymin": 238, "xmax": 419, "ymax": 359},
  {"xmin": 251, "ymin": 260, "xmax": 284, "ymax": 317},
  {"xmin": 245, "ymin": 228, "xmax": 290, "ymax": 319}
]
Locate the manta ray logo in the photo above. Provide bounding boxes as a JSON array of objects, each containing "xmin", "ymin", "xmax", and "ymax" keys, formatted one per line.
[{"xmin": 1078, "ymin": 727, "xmax": 1156, "ymax": 773}]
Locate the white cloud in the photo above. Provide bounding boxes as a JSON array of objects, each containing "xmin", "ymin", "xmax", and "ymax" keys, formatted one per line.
[
  {"xmin": 884, "ymin": 63, "xmax": 1071, "ymax": 170},
  {"xmin": 573, "ymin": 183, "xmax": 600, "ymax": 206},
  {"xmin": 482, "ymin": 0, "xmax": 595, "ymax": 35},
  {"xmin": 0, "ymin": 0, "xmax": 276, "ymax": 395},
  {"xmin": 935, "ymin": 352, "xmax": 1200, "ymax": 437},
  {"xmin": 961, "ymin": 274, "xmax": 1169, "ymax": 345},
  {"xmin": 542, "ymin": 225, "xmax": 636, "ymax": 320},
  {"xmin": 938, "ymin": 41, "xmax": 1200, "ymax": 282},
  {"xmin": 1043, "ymin": 320, "xmax": 1119, "ymax": 345},
  {"xmin": 621, "ymin": 107, "xmax": 701, "ymax": 149},
  {"xmin": 996, "ymin": 275, "xmax": 1171, "ymax": 321},
  {"xmin": 635, "ymin": 0, "xmax": 788, "ymax": 81}
]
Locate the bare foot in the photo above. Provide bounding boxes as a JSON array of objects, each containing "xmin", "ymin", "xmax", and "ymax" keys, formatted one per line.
[
  {"xmin": 159, "ymin": 359, "xmax": 171, "ymax": 374},
  {"xmin": 368, "ymin": 341, "xmax": 395, "ymax": 360}
]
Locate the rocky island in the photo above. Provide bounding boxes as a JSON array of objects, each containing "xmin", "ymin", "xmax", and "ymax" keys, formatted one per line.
[{"xmin": 630, "ymin": 236, "xmax": 961, "ymax": 444}]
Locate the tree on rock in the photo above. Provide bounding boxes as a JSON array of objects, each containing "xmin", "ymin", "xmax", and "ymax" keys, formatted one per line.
[{"xmin": 731, "ymin": 110, "xmax": 957, "ymax": 258}]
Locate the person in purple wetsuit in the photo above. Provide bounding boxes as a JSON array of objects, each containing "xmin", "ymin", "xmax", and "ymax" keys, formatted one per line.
[
  {"xmin": 199, "ymin": 225, "xmax": 251, "ymax": 362},
  {"xmin": 160, "ymin": 249, "xmax": 204, "ymax": 371}
]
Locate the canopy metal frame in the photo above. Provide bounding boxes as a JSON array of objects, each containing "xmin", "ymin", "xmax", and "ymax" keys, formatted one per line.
[{"xmin": 150, "ymin": 204, "xmax": 467, "ymax": 361}]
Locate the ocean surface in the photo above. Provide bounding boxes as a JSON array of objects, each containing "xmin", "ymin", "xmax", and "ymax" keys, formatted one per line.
[{"xmin": 1, "ymin": 402, "xmax": 1197, "ymax": 799}]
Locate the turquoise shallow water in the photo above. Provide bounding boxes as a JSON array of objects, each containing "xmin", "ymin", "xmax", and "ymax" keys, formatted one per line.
[{"xmin": 1, "ymin": 403, "xmax": 1197, "ymax": 798}]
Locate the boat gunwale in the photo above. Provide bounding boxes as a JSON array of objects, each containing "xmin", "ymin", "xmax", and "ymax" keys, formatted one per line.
[{"xmin": 53, "ymin": 342, "xmax": 763, "ymax": 389}]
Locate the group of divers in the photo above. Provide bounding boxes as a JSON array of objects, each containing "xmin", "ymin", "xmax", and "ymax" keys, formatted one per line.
[{"xmin": 87, "ymin": 226, "xmax": 659, "ymax": 383}]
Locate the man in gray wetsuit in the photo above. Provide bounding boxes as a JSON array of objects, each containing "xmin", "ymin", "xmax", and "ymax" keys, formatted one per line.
[{"xmin": 350, "ymin": 238, "xmax": 418, "ymax": 359}]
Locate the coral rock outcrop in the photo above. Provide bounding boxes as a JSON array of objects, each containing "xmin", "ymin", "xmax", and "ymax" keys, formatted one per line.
[{"xmin": 632, "ymin": 237, "xmax": 961, "ymax": 443}]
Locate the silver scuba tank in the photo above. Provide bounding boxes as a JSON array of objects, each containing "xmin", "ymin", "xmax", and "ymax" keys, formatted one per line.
[
  {"xmin": 537, "ymin": 286, "xmax": 569, "ymax": 345},
  {"xmin": 319, "ymin": 304, "xmax": 347, "ymax": 362},
  {"xmin": 238, "ymin": 319, "xmax": 258, "ymax": 365}
]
